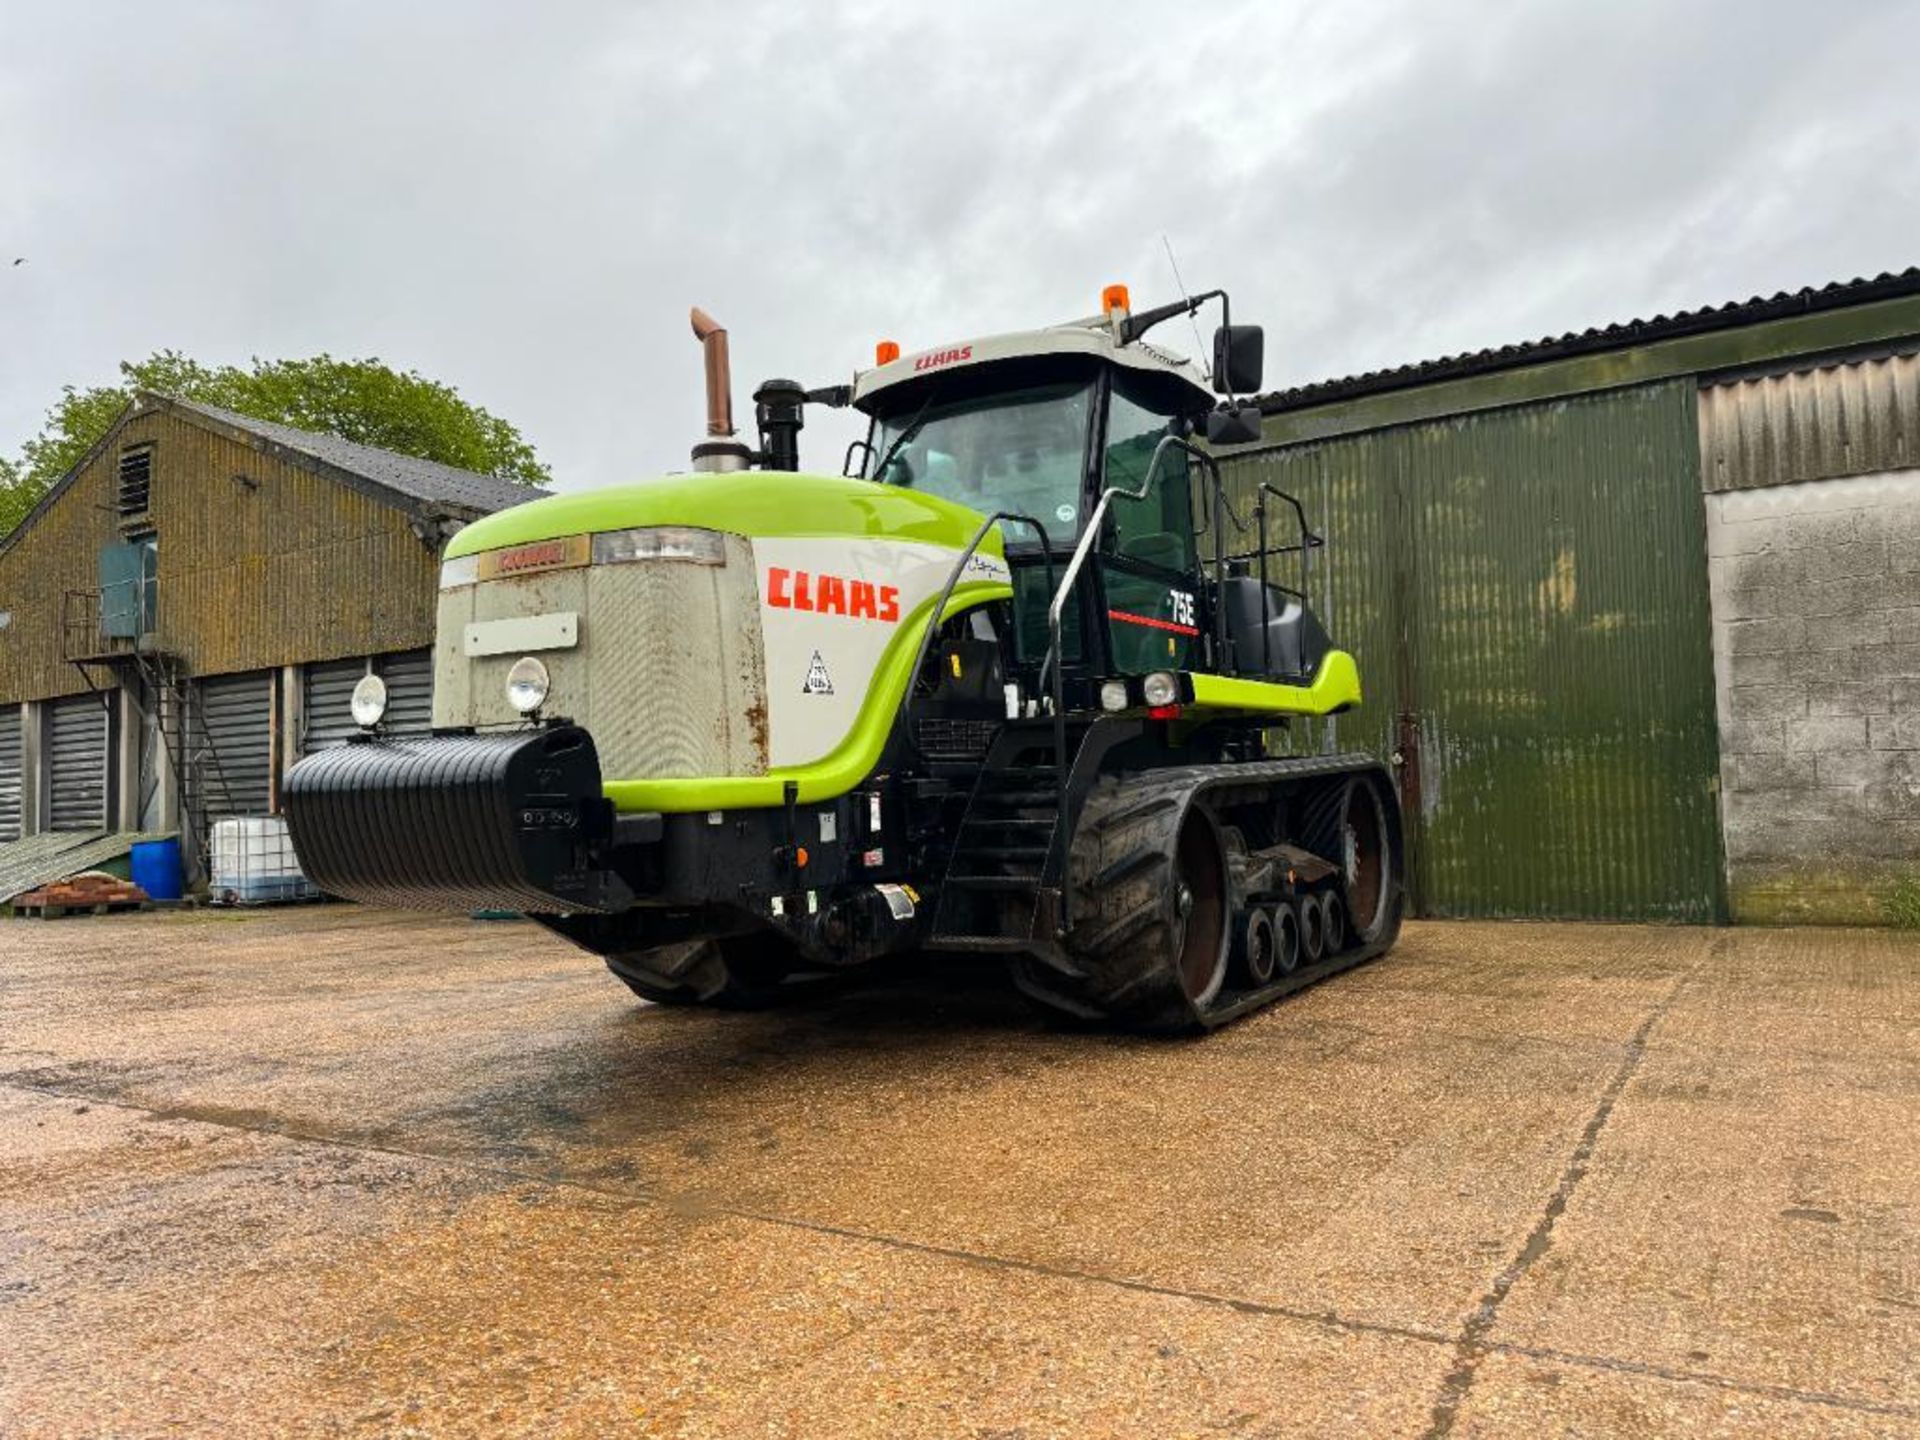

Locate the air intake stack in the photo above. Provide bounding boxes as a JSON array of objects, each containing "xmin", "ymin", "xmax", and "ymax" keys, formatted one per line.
[{"xmin": 753, "ymin": 378, "xmax": 806, "ymax": 472}]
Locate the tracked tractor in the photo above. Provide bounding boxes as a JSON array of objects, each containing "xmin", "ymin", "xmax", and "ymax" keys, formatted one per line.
[{"xmin": 284, "ymin": 285, "xmax": 1404, "ymax": 1031}]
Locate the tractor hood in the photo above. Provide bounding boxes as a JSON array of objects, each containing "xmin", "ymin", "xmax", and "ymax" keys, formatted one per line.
[
  {"xmin": 431, "ymin": 469, "xmax": 1013, "ymax": 815},
  {"xmin": 443, "ymin": 470, "xmax": 1004, "ymax": 559}
]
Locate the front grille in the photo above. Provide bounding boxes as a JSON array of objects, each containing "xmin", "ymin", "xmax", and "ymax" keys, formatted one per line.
[{"xmin": 916, "ymin": 717, "xmax": 1002, "ymax": 763}]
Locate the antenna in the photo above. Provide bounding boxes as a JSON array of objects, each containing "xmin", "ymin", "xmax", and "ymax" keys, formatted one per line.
[{"xmin": 1160, "ymin": 233, "xmax": 1211, "ymax": 380}]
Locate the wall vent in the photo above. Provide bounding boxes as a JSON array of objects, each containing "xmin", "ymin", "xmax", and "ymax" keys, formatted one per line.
[{"xmin": 117, "ymin": 445, "xmax": 153, "ymax": 518}]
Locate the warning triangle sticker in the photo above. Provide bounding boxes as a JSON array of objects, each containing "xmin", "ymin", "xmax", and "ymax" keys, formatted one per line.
[{"xmin": 802, "ymin": 650, "xmax": 834, "ymax": 695}]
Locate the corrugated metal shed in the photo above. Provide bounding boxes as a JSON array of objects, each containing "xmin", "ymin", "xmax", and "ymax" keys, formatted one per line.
[
  {"xmin": 1223, "ymin": 380, "xmax": 1724, "ymax": 922},
  {"xmin": 1699, "ymin": 350, "xmax": 1920, "ymax": 492}
]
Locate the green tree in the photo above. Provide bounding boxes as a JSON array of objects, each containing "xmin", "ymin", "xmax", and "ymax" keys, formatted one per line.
[
  {"xmin": 0, "ymin": 454, "xmax": 34, "ymax": 538},
  {"xmin": 0, "ymin": 351, "xmax": 549, "ymax": 534}
]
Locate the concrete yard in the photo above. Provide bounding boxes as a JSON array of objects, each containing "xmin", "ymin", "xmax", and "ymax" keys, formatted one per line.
[{"xmin": 0, "ymin": 910, "xmax": 1914, "ymax": 1438}]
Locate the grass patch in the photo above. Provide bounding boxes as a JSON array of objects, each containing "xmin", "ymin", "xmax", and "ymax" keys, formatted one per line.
[{"xmin": 1883, "ymin": 874, "xmax": 1920, "ymax": 930}]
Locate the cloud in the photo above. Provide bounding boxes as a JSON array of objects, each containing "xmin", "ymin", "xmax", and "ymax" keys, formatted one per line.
[{"xmin": 0, "ymin": 0, "xmax": 1913, "ymax": 489}]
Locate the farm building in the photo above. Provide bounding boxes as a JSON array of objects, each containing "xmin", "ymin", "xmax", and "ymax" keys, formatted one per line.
[
  {"xmin": 1221, "ymin": 269, "xmax": 1920, "ymax": 925},
  {"xmin": 0, "ymin": 393, "xmax": 539, "ymax": 872}
]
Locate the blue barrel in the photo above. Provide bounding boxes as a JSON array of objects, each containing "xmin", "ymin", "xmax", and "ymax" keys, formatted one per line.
[{"xmin": 130, "ymin": 838, "xmax": 184, "ymax": 902}]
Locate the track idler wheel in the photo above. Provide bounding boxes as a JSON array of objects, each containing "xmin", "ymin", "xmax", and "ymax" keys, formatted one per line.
[
  {"xmin": 1172, "ymin": 812, "xmax": 1230, "ymax": 1008},
  {"xmin": 1337, "ymin": 777, "xmax": 1395, "ymax": 946}
]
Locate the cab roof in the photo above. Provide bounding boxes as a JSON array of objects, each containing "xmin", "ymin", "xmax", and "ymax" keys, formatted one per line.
[{"xmin": 851, "ymin": 310, "xmax": 1216, "ymax": 417}]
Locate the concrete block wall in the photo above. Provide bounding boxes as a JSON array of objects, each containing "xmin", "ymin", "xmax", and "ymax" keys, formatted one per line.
[{"xmin": 1707, "ymin": 467, "xmax": 1920, "ymax": 921}]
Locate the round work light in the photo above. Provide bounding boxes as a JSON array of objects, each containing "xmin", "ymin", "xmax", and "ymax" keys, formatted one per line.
[
  {"xmin": 506, "ymin": 656, "xmax": 551, "ymax": 715},
  {"xmin": 350, "ymin": 674, "xmax": 388, "ymax": 729}
]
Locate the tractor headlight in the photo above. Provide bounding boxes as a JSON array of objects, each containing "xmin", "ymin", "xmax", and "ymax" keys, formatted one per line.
[
  {"xmin": 1099, "ymin": 680, "xmax": 1130, "ymax": 712},
  {"xmin": 438, "ymin": 554, "xmax": 479, "ymax": 590},
  {"xmin": 350, "ymin": 674, "xmax": 389, "ymax": 729},
  {"xmin": 1142, "ymin": 671, "xmax": 1179, "ymax": 707},
  {"xmin": 505, "ymin": 656, "xmax": 551, "ymax": 715},
  {"xmin": 592, "ymin": 526, "xmax": 726, "ymax": 566}
]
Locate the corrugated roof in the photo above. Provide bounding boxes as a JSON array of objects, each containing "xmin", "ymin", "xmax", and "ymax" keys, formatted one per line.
[
  {"xmin": 164, "ymin": 397, "xmax": 545, "ymax": 514},
  {"xmin": 1257, "ymin": 268, "xmax": 1920, "ymax": 415}
]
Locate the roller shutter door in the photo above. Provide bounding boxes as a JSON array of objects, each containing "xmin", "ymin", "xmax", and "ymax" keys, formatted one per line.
[
  {"xmin": 190, "ymin": 671, "xmax": 273, "ymax": 823},
  {"xmin": 376, "ymin": 648, "xmax": 433, "ymax": 735},
  {"xmin": 302, "ymin": 658, "xmax": 369, "ymax": 754},
  {"xmin": 0, "ymin": 707, "xmax": 21, "ymax": 841},
  {"xmin": 47, "ymin": 694, "xmax": 110, "ymax": 832}
]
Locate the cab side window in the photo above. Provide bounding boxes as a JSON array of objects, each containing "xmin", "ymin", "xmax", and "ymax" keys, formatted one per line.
[{"xmin": 1103, "ymin": 388, "xmax": 1194, "ymax": 575}]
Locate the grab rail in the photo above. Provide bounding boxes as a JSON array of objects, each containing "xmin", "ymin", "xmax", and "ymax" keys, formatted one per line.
[{"xmin": 1042, "ymin": 434, "xmax": 1236, "ymax": 695}]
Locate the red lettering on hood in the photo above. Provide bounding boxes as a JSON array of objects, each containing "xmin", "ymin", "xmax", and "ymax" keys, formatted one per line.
[{"xmin": 766, "ymin": 568, "xmax": 900, "ymax": 625}]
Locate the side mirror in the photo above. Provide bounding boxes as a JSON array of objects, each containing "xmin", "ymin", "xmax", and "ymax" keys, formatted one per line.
[
  {"xmin": 1205, "ymin": 405, "xmax": 1263, "ymax": 448},
  {"xmin": 1212, "ymin": 324, "xmax": 1265, "ymax": 395}
]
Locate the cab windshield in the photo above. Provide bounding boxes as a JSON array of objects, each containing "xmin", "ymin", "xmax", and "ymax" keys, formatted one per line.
[{"xmin": 869, "ymin": 381, "xmax": 1093, "ymax": 543}]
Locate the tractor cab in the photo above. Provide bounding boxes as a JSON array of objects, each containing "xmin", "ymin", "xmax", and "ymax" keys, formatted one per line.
[{"xmin": 847, "ymin": 288, "xmax": 1327, "ymax": 698}]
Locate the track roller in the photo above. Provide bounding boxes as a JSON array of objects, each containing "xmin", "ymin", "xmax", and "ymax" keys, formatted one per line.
[
  {"xmin": 1298, "ymin": 892, "xmax": 1326, "ymax": 965},
  {"xmin": 1272, "ymin": 903, "xmax": 1301, "ymax": 975},
  {"xmin": 1236, "ymin": 907, "xmax": 1277, "ymax": 987},
  {"xmin": 1324, "ymin": 893, "xmax": 1347, "ymax": 954}
]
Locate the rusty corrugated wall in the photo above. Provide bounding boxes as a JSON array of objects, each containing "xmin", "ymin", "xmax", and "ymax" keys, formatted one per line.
[
  {"xmin": 0, "ymin": 408, "xmax": 442, "ymax": 703},
  {"xmin": 1223, "ymin": 380, "xmax": 1724, "ymax": 921},
  {"xmin": 1698, "ymin": 350, "xmax": 1920, "ymax": 493}
]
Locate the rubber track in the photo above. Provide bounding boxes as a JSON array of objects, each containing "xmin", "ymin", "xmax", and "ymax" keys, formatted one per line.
[{"xmin": 1013, "ymin": 754, "xmax": 1405, "ymax": 1033}]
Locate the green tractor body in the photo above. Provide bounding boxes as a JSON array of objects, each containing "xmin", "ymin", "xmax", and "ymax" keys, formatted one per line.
[{"xmin": 286, "ymin": 288, "xmax": 1404, "ymax": 1030}]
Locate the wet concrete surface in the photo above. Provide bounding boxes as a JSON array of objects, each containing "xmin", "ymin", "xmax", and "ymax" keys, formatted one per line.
[{"xmin": 0, "ymin": 908, "xmax": 1914, "ymax": 1437}]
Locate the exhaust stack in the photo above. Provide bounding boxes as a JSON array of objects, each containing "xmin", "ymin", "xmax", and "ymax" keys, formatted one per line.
[{"xmin": 689, "ymin": 307, "xmax": 752, "ymax": 473}]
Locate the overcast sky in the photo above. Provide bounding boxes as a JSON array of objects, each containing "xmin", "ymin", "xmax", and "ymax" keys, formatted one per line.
[{"xmin": 2, "ymin": 0, "xmax": 1915, "ymax": 490}]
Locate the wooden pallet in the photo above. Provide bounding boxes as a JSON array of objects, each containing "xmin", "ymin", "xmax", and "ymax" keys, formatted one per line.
[{"xmin": 14, "ymin": 898, "xmax": 155, "ymax": 920}]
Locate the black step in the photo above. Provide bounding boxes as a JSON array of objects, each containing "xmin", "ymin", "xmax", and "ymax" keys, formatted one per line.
[
  {"xmin": 923, "ymin": 934, "xmax": 1035, "ymax": 954},
  {"xmin": 975, "ymin": 789, "xmax": 1059, "ymax": 808},
  {"xmin": 945, "ymin": 874, "xmax": 1044, "ymax": 892},
  {"xmin": 953, "ymin": 844, "xmax": 1049, "ymax": 862}
]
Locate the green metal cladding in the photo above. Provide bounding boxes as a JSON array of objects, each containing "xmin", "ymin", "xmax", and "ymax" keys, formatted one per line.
[{"xmin": 1222, "ymin": 380, "xmax": 1725, "ymax": 923}]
